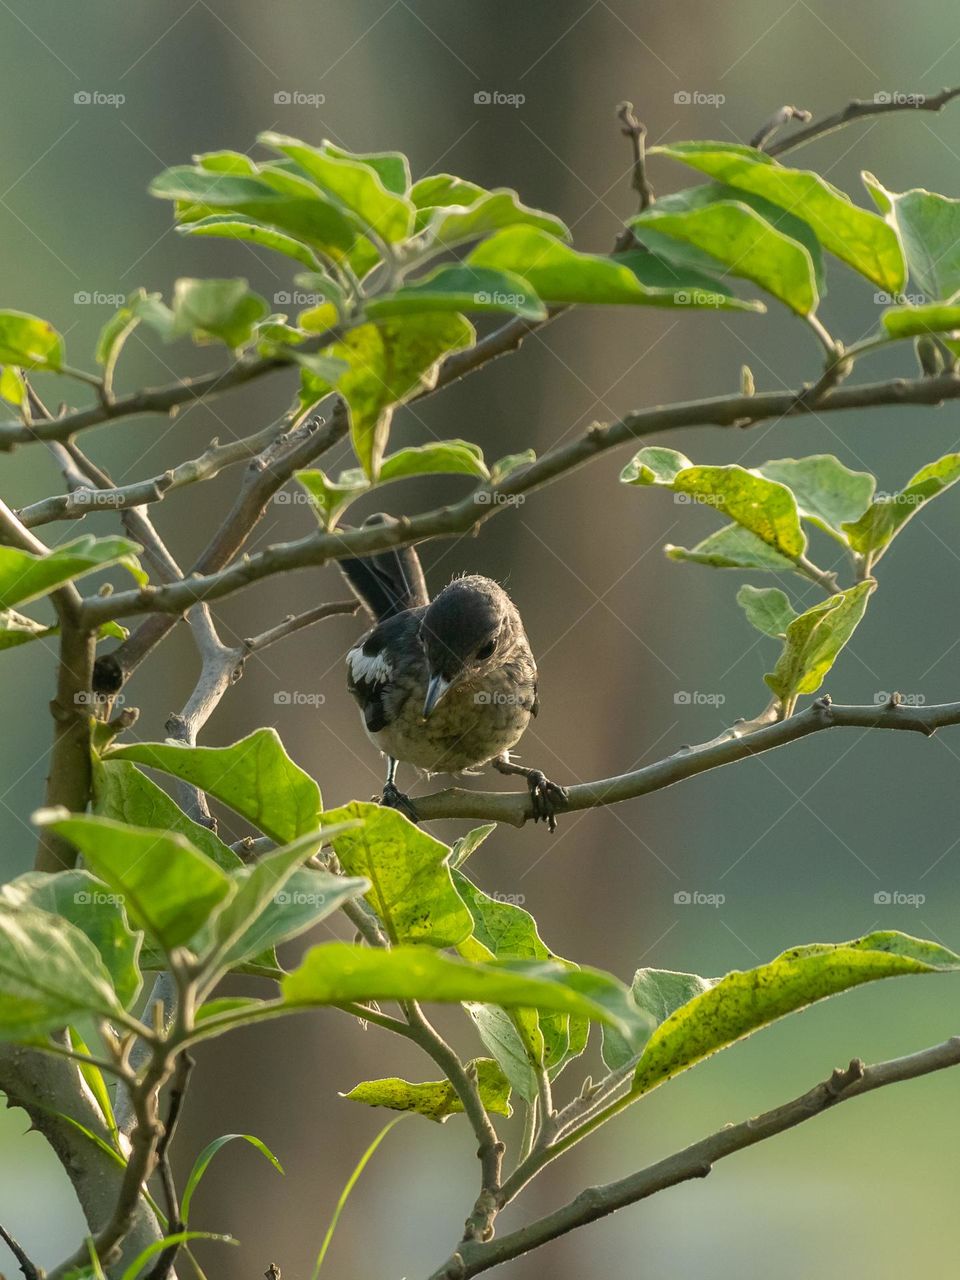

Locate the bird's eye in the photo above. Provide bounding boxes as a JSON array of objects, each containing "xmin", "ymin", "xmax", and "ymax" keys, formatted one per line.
[{"xmin": 475, "ymin": 638, "xmax": 496, "ymax": 661}]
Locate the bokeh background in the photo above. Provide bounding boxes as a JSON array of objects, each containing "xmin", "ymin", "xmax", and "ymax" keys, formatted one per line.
[{"xmin": 1, "ymin": 2, "xmax": 959, "ymax": 1276}]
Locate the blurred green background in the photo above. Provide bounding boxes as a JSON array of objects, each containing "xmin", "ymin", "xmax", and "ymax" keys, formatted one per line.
[{"xmin": 1, "ymin": 1, "xmax": 959, "ymax": 1276}]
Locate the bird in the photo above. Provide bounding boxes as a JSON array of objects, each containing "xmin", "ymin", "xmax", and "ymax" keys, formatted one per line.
[{"xmin": 339, "ymin": 515, "xmax": 567, "ymax": 831}]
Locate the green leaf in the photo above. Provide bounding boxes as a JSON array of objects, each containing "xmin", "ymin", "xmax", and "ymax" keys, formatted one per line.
[
  {"xmin": 324, "ymin": 144, "xmax": 410, "ymax": 194},
  {"xmin": 0, "ymin": 310, "xmax": 63, "ymax": 369},
  {"xmin": 320, "ymin": 803, "xmax": 473, "ymax": 948},
  {"xmin": 195, "ymin": 149, "xmax": 260, "ymax": 175},
  {"xmin": 411, "ymin": 173, "xmax": 485, "ymax": 210},
  {"xmin": 106, "ymin": 728, "xmax": 322, "ymax": 844},
  {"xmin": 470, "ymin": 227, "xmax": 760, "ymax": 309},
  {"xmin": 299, "ymin": 313, "xmax": 475, "ymax": 478},
  {"xmin": 180, "ymin": 1133, "xmax": 283, "ymax": 1225},
  {"xmin": 150, "ymin": 164, "xmax": 375, "ymax": 270},
  {"xmin": 0, "ymin": 870, "xmax": 141, "ymax": 1009},
  {"xmin": 169, "ymin": 278, "xmax": 269, "ymax": 350},
  {"xmin": 120, "ymin": 1233, "xmax": 236, "ymax": 1280},
  {"xmin": 653, "ymin": 143, "xmax": 904, "ymax": 292},
  {"xmin": 0, "ymin": 535, "xmax": 141, "ymax": 611},
  {"xmin": 0, "ymin": 905, "xmax": 123, "ymax": 1040},
  {"xmin": 259, "ymin": 133, "xmax": 414, "ymax": 242},
  {"xmin": 365, "ymin": 265, "xmax": 547, "ymax": 320},
  {"xmin": 379, "ymin": 439, "xmax": 489, "ymax": 482},
  {"xmin": 864, "ymin": 174, "xmax": 960, "ymax": 301},
  {"xmin": 631, "ymin": 195, "xmax": 818, "ymax": 315},
  {"xmin": 296, "ymin": 440, "xmax": 488, "ymax": 528},
  {"xmin": 629, "ymin": 932, "xmax": 960, "ymax": 1098},
  {"xmin": 615, "ymin": 249, "xmax": 765, "ymax": 311},
  {"xmin": 94, "ymin": 306, "xmax": 139, "ymax": 368},
  {"xmin": 881, "ymin": 303, "xmax": 960, "ymax": 338},
  {"xmin": 35, "ymin": 811, "xmax": 234, "ymax": 952},
  {"xmin": 450, "ymin": 823, "xmax": 497, "ymax": 870},
  {"xmin": 423, "ymin": 190, "xmax": 570, "ymax": 249},
  {"xmin": 736, "ymin": 584, "xmax": 798, "ymax": 638},
  {"xmin": 0, "ymin": 608, "xmax": 55, "ymax": 650},
  {"xmin": 764, "ymin": 580, "xmax": 875, "ymax": 702},
  {"xmin": 602, "ymin": 968, "xmax": 713, "ymax": 1070},
  {"xmin": 93, "ymin": 758, "xmax": 240, "ymax": 871},
  {"xmin": 666, "ymin": 523, "xmax": 796, "ymax": 571},
  {"xmin": 842, "ymin": 453, "xmax": 960, "ymax": 560},
  {"xmin": 756, "ymin": 455, "xmax": 875, "ymax": 541},
  {"xmin": 176, "ymin": 215, "xmax": 321, "ymax": 270},
  {"xmin": 0, "ymin": 365, "xmax": 24, "ymax": 405},
  {"xmin": 342, "ymin": 1057, "xmax": 511, "ymax": 1122},
  {"xmin": 201, "ymin": 827, "xmax": 367, "ymax": 977},
  {"xmin": 622, "ymin": 448, "xmax": 806, "ymax": 559},
  {"xmin": 455, "ymin": 871, "xmax": 587, "ymax": 1099},
  {"xmin": 283, "ymin": 943, "xmax": 653, "ymax": 1048},
  {"xmin": 68, "ymin": 1026, "xmax": 119, "ymax": 1145}
]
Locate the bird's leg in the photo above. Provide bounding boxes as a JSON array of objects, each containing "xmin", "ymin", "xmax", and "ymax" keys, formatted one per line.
[
  {"xmin": 493, "ymin": 753, "xmax": 568, "ymax": 833},
  {"xmin": 379, "ymin": 756, "xmax": 420, "ymax": 823}
]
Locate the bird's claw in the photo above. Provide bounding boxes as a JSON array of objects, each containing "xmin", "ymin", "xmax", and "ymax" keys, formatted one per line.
[
  {"xmin": 525, "ymin": 770, "xmax": 567, "ymax": 834},
  {"xmin": 379, "ymin": 781, "xmax": 420, "ymax": 824}
]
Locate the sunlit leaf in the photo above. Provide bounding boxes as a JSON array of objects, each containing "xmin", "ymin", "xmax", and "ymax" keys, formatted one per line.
[
  {"xmin": 736, "ymin": 584, "xmax": 798, "ymax": 638},
  {"xmin": 342, "ymin": 1057, "xmax": 511, "ymax": 1121},
  {"xmin": 0, "ymin": 310, "xmax": 63, "ymax": 369},
  {"xmin": 0, "ymin": 536, "xmax": 141, "ymax": 611},
  {"xmin": 764, "ymin": 580, "xmax": 875, "ymax": 702},
  {"xmin": 842, "ymin": 453, "xmax": 960, "ymax": 560}
]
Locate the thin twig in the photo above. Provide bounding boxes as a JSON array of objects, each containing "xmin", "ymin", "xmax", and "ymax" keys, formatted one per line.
[
  {"xmin": 77, "ymin": 367, "xmax": 960, "ymax": 630},
  {"xmin": 749, "ymin": 104, "xmax": 812, "ymax": 150},
  {"xmin": 0, "ymin": 1221, "xmax": 40, "ymax": 1280},
  {"xmin": 409, "ymin": 694, "xmax": 960, "ymax": 826},
  {"xmin": 767, "ymin": 84, "xmax": 960, "ymax": 157},
  {"xmin": 145, "ymin": 1052, "xmax": 195, "ymax": 1280},
  {"xmin": 427, "ymin": 1038, "xmax": 960, "ymax": 1279}
]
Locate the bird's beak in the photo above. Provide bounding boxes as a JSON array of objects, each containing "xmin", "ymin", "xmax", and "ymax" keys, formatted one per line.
[{"xmin": 423, "ymin": 674, "xmax": 451, "ymax": 718}]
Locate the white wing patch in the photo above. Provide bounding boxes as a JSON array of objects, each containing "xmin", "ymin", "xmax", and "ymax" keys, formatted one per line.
[{"xmin": 347, "ymin": 645, "xmax": 392, "ymax": 686}]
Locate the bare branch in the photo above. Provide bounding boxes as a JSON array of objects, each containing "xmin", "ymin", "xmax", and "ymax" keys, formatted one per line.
[
  {"xmin": 78, "ymin": 367, "xmax": 960, "ymax": 629},
  {"xmin": 767, "ymin": 84, "xmax": 960, "ymax": 157},
  {"xmin": 411, "ymin": 695, "xmax": 960, "ymax": 826},
  {"xmin": 18, "ymin": 417, "xmax": 290, "ymax": 528},
  {"xmin": 428, "ymin": 1038, "xmax": 960, "ymax": 1279}
]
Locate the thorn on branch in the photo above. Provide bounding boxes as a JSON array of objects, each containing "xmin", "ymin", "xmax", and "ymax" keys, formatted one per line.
[
  {"xmin": 0, "ymin": 1221, "xmax": 41, "ymax": 1280},
  {"xmin": 749, "ymin": 104, "xmax": 812, "ymax": 151},
  {"xmin": 826, "ymin": 1057, "xmax": 865, "ymax": 1098}
]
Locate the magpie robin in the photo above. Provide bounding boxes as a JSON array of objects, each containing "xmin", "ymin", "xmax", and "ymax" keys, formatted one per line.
[{"xmin": 340, "ymin": 516, "xmax": 567, "ymax": 830}]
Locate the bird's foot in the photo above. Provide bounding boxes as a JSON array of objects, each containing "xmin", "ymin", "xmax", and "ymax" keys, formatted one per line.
[
  {"xmin": 379, "ymin": 781, "xmax": 420, "ymax": 824},
  {"xmin": 523, "ymin": 770, "xmax": 567, "ymax": 834}
]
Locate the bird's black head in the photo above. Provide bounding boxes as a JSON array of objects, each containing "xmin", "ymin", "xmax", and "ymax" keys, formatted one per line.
[{"xmin": 419, "ymin": 575, "xmax": 514, "ymax": 716}]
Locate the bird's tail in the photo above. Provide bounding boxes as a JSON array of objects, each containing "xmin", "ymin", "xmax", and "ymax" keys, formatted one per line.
[{"xmin": 338, "ymin": 513, "xmax": 429, "ymax": 621}]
